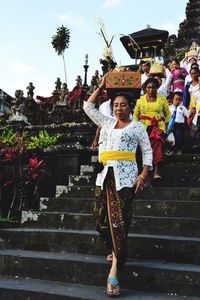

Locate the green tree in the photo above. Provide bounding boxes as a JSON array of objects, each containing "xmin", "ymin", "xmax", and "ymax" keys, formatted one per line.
[{"xmin": 51, "ymin": 25, "xmax": 70, "ymax": 85}]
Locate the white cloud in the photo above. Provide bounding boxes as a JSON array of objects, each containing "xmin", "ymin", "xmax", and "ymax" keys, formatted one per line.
[
  {"xmin": 103, "ymin": 0, "xmax": 123, "ymax": 7},
  {"xmin": 58, "ymin": 13, "xmax": 85, "ymax": 28},
  {"xmin": 0, "ymin": 57, "xmax": 36, "ymax": 74},
  {"xmin": 0, "ymin": 57, "xmax": 37, "ymax": 96},
  {"xmin": 159, "ymin": 22, "xmax": 178, "ymax": 35},
  {"xmin": 157, "ymin": 15, "xmax": 185, "ymax": 35},
  {"xmin": 13, "ymin": 61, "xmax": 36, "ymax": 74}
]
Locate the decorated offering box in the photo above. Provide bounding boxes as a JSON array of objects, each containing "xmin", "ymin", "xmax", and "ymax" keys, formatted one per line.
[{"xmin": 105, "ymin": 71, "xmax": 141, "ymax": 99}]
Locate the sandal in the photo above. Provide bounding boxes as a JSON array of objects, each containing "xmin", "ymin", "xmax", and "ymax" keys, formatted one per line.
[
  {"xmin": 106, "ymin": 277, "xmax": 120, "ymax": 297},
  {"xmin": 106, "ymin": 254, "xmax": 113, "ymax": 262}
]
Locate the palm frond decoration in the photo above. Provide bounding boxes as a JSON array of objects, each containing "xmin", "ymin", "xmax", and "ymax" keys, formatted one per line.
[{"xmin": 94, "ymin": 17, "xmax": 115, "ymax": 60}]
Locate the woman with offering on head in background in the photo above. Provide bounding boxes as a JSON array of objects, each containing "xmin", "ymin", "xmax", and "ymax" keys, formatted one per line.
[
  {"xmin": 83, "ymin": 75, "xmax": 152, "ymax": 297},
  {"xmin": 133, "ymin": 77, "xmax": 171, "ymax": 179}
]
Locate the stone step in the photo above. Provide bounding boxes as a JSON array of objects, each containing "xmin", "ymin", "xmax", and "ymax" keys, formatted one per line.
[
  {"xmin": 79, "ymin": 153, "xmax": 200, "ymax": 168},
  {"xmin": 0, "ymin": 276, "xmax": 196, "ymax": 300},
  {"xmin": 1, "ymin": 228, "xmax": 200, "ymax": 265},
  {"xmin": 137, "ymin": 187, "xmax": 200, "ymax": 201},
  {"xmin": 182, "ymin": 146, "xmax": 200, "ymax": 154},
  {"xmin": 80, "ymin": 162, "xmax": 200, "ymax": 183},
  {"xmin": 0, "ymin": 220, "xmax": 20, "ymax": 229},
  {"xmin": 129, "ymin": 233, "xmax": 200, "ymax": 264},
  {"xmin": 55, "ymin": 185, "xmax": 95, "ymax": 199},
  {"xmin": 69, "ymin": 175, "xmax": 96, "ymax": 187},
  {"xmin": 165, "ymin": 153, "xmax": 200, "ymax": 164},
  {"xmin": 80, "ymin": 165, "xmax": 96, "ymax": 175},
  {"xmin": 79, "ymin": 160, "xmax": 200, "ymax": 176},
  {"xmin": 57, "ymin": 186, "xmax": 200, "ymax": 201},
  {"xmin": 40, "ymin": 197, "xmax": 94, "ymax": 212},
  {"xmin": 21, "ymin": 211, "xmax": 93, "ymax": 230},
  {"xmin": 132, "ymin": 216, "xmax": 200, "ymax": 237},
  {"xmin": 132, "ymin": 200, "xmax": 200, "ymax": 218},
  {"xmin": 19, "ymin": 211, "xmax": 200, "ymax": 236},
  {"xmin": 151, "ymin": 175, "xmax": 200, "ymax": 188},
  {"xmin": 40, "ymin": 197, "xmax": 200, "ymax": 217},
  {"xmin": 69, "ymin": 174, "xmax": 200, "ymax": 188},
  {"xmin": 160, "ymin": 164, "xmax": 200, "ymax": 176},
  {"xmin": 0, "ymin": 249, "xmax": 199, "ymax": 296},
  {"xmin": 0, "ymin": 228, "xmax": 104, "ymax": 255}
]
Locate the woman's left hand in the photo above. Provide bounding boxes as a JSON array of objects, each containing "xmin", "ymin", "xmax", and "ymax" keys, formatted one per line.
[{"xmin": 134, "ymin": 174, "xmax": 146, "ymax": 194}]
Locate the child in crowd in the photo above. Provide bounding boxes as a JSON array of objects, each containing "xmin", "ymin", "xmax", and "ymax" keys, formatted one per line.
[
  {"xmin": 166, "ymin": 92, "xmax": 174, "ymax": 105},
  {"xmin": 167, "ymin": 90, "xmax": 189, "ymax": 155}
]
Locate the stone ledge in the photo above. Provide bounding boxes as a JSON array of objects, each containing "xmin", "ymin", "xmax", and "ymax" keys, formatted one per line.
[{"xmin": 0, "ymin": 276, "xmax": 196, "ymax": 300}]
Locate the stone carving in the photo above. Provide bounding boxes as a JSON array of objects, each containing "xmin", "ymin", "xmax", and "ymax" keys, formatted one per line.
[
  {"xmin": 177, "ymin": 0, "xmax": 200, "ymax": 48},
  {"xmin": 8, "ymin": 105, "xmax": 29, "ymax": 124},
  {"xmin": 59, "ymin": 82, "xmax": 68, "ymax": 104},
  {"xmin": 26, "ymin": 82, "xmax": 35, "ymax": 99},
  {"xmin": 88, "ymin": 71, "xmax": 99, "ymax": 94},
  {"xmin": 55, "ymin": 77, "xmax": 62, "ymax": 93},
  {"xmin": 8, "ymin": 88, "xmax": 40, "ymax": 125},
  {"xmin": 164, "ymin": 34, "xmax": 177, "ymax": 58},
  {"xmin": 8, "ymin": 90, "xmax": 29, "ymax": 124}
]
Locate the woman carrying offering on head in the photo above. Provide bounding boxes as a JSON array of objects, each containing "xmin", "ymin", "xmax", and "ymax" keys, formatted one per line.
[{"xmin": 83, "ymin": 76, "xmax": 152, "ymax": 297}]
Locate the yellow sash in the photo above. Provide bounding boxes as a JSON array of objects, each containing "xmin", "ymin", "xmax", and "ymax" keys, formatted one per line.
[
  {"xmin": 99, "ymin": 150, "xmax": 136, "ymax": 165},
  {"xmin": 196, "ymin": 103, "xmax": 200, "ymax": 110}
]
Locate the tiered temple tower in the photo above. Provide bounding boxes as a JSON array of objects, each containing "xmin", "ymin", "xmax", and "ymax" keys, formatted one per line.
[{"xmin": 177, "ymin": 0, "xmax": 200, "ymax": 48}]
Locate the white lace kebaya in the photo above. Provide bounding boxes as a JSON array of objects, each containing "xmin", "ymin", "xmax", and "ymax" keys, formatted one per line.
[{"xmin": 83, "ymin": 101, "xmax": 152, "ymax": 191}]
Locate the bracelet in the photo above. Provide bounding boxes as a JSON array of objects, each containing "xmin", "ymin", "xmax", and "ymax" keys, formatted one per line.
[{"xmin": 140, "ymin": 174, "xmax": 146, "ymax": 181}]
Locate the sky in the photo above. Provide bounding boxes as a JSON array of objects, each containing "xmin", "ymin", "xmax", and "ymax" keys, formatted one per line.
[{"xmin": 0, "ymin": 0, "xmax": 188, "ymax": 98}]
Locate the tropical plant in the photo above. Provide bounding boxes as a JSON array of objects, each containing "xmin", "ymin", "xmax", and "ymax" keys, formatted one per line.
[
  {"xmin": 51, "ymin": 25, "xmax": 70, "ymax": 84},
  {"xmin": 26, "ymin": 130, "xmax": 62, "ymax": 149},
  {"xmin": 0, "ymin": 128, "xmax": 18, "ymax": 147},
  {"xmin": 0, "ymin": 129, "xmax": 30, "ymax": 160},
  {"xmin": 0, "ymin": 129, "xmax": 62, "ymax": 217}
]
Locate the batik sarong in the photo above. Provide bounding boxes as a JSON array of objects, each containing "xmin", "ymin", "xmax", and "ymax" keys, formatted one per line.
[{"xmin": 94, "ymin": 167, "xmax": 134, "ymax": 268}]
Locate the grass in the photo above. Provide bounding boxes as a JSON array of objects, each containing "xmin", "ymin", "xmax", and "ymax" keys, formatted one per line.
[{"xmin": 0, "ymin": 217, "xmax": 17, "ymax": 222}]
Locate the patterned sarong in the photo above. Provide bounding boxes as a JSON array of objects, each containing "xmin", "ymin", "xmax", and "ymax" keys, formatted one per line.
[
  {"xmin": 94, "ymin": 167, "xmax": 134, "ymax": 268},
  {"xmin": 147, "ymin": 125, "xmax": 165, "ymax": 165}
]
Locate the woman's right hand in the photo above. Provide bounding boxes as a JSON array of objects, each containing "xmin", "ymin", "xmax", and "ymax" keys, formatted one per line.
[
  {"xmin": 134, "ymin": 174, "xmax": 146, "ymax": 194},
  {"xmin": 99, "ymin": 75, "xmax": 106, "ymax": 90},
  {"xmin": 90, "ymin": 138, "xmax": 98, "ymax": 150},
  {"xmin": 190, "ymin": 107, "xmax": 196, "ymax": 116}
]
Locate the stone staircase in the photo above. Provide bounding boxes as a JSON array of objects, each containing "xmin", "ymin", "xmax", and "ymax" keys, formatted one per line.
[{"xmin": 0, "ymin": 149, "xmax": 200, "ymax": 299}]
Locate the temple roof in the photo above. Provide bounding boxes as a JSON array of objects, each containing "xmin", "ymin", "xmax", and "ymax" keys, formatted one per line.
[
  {"xmin": 128, "ymin": 27, "xmax": 169, "ymax": 41},
  {"xmin": 0, "ymin": 89, "xmax": 13, "ymax": 107},
  {"xmin": 120, "ymin": 26, "xmax": 169, "ymax": 59}
]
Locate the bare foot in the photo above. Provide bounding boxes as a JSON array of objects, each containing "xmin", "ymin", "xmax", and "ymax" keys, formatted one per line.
[
  {"xmin": 106, "ymin": 254, "xmax": 113, "ymax": 262},
  {"xmin": 153, "ymin": 173, "xmax": 162, "ymax": 179}
]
